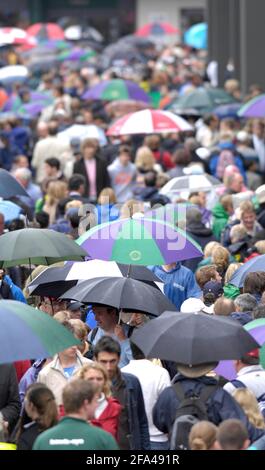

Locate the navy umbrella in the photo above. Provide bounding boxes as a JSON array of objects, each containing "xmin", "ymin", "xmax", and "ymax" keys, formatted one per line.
[
  {"xmin": 229, "ymin": 254, "xmax": 265, "ymax": 288},
  {"xmin": 0, "ymin": 169, "xmax": 28, "ymax": 198}
]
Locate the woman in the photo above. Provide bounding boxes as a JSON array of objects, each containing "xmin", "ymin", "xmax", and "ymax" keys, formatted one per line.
[
  {"xmin": 77, "ymin": 362, "xmax": 121, "ymax": 440},
  {"xmin": 233, "ymin": 388, "xmax": 265, "ymax": 430},
  {"xmin": 16, "ymin": 383, "xmax": 58, "ymax": 450},
  {"xmin": 189, "ymin": 421, "xmax": 217, "ymax": 450}
]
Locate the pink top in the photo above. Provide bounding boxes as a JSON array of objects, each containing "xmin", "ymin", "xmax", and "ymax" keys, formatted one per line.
[{"xmin": 85, "ymin": 158, "xmax": 97, "ymax": 198}]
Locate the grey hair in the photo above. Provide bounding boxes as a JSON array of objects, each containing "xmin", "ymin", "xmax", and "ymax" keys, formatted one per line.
[
  {"xmin": 13, "ymin": 167, "xmax": 32, "ymax": 182},
  {"xmin": 186, "ymin": 207, "xmax": 202, "ymax": 225},
  {"xmin": 234, "ymin": 293, "xmax": 257, "ymax": 312}
]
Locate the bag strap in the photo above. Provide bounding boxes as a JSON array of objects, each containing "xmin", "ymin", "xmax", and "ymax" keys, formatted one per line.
[
  {"xmin": 90, "ymin": 326, "xmax": 98, "ymax": 343},
  {"xmin": 231, "ymin": 379, "xmax": 246, "ymax": 389}
]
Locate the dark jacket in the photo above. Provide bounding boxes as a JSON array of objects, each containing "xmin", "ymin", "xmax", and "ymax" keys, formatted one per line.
[
  {"xmin": 183, "ymin": 222, "xmax": 217, "ymax": 272},
  {"xmin": 17, "ymin": 421, "xmax": 40, "ymax": 450},
  {"xmin": 111, "ymin": 371, "xmax": 150, "ymax": 450},
  {"xmin": 73, "ymin": 157, "xmax": 110, "ymax": 199},
  {"xmin": 153, "ymin": 374, "xmax": 264, "ymax": 443},
  {"xmin": 0, "ymin": 364, "xmax": 21, "ymax": 433},
  {"xmin": 230, "ymin": 311, "xmax": 252, "ymax": 326}
]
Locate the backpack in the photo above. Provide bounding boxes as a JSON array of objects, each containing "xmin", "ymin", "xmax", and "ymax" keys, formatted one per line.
[
  {"xmin": 85, "ymin": 327, "xmax": 98, "ymax": 360},
  {"xmin": 216, "ymin": 149, "xmax": 235, "ymax": 179},
  {"xmin": 170, "ymin": 382, "xmax": 217, "ymax": 450},
  {"xmin": 231, "ymin": 379, "xmax": 265, "ymax": 420}
]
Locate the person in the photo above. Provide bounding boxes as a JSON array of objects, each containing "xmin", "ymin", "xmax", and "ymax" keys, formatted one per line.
[
  {"xmin": 188, "ymin": 421, "xmax": 217, "ymax": 450},
  {"xmin": 230, "ymin": 294, "xmax": 256, "ymax": 325},
  {"xmin": 94, "ymin": 336, "xmax": 150, "ymax": 450},
  {"xmin": 16, "ymin": 383, "xmax": 58, "ymax": 450},
  {"xmin": 33, "ymin": 379, "xmax": 119, "ymax": 450},
  {"xmin": 149, "ymin": 262, "xmax": 201, "ymax": 311},
  {"xmin": 107, "ymin": 145, "xmax": 137, "ymax": 203},
  {"xmin": 232, "ymin": 388, "xmax": 265, "ymax": 430},
  {"xmin": 77, "ymin": 362, "xmax": 121, "ymax": 440},
  {"xmin": 212, "ymin": 195, "xmax": 234, "ymax": 240},
  {"xmin": 122, "ymin": 342, "xmax": 171, "ymax": 450},
  {"xmin": 87, "ymin": 305, "xmax": 132, "ymax": 368},
  {"xmin": 195, "ymin": 265, "xmax": 222, "ymax": 290},
  {"xmin": 0, "ymin": 364, "xmax": 21, "ymax": 436},
  {"xmin": 215, "ymin": 419, "xmax": 250, "ymax": 450}
]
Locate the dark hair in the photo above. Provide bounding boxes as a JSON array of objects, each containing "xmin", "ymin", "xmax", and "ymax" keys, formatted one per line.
[
  {"xmin": 63, "ymin": 379, "xmax": 96, "ymax": 414},
  {"xmin": 216, "ymin": 419, "xmax": 248, "ymax": 450},
  {"xmin": 45, "ymin": 157, "xmax": 60, "ymax": 170},
  {"xmin": 68, "ymin": 174, "xmax": 86, "ymax": 192},
  {"xmin": 130, "ymin": 341, "xmax": 145, "ymax": 360},
  {"xmin": 8, "ymin": 218, "xmax": 25, "ymax": 231},
  {"xmin": 252, "ymin": 304, "xmax": 265, "ymax": 320},
  {"xmin": 35, "ymin": 211, "xmax": 49, "ymax": 229},
  {"xmin": 144, "ymin": 171, "xmax": 157, "ymax": 187},
  {"xmin": 243, "ymin": 272, "xmax": 265, "ymax": 296},
  {"xmin": 94, "ymin": 335, "xmax": 121, "ymax": 359}
]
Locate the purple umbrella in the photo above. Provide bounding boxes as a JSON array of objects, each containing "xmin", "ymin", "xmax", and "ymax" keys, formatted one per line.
[
  {"xmin": 17, "ymin": 102, "xmax": 46, "ymax": 117},
  {"xmin": 82, "ymin": 79, "xmax": 150, "ymax": 103},
  {"xmin": 238, "ymin": 94, "xmax": 265, "ymax": 118}
]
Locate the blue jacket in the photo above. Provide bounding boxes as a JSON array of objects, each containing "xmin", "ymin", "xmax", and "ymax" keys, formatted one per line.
[
  {"xmin": 121, "ymin": 372, "xmax": 150, "ymax": 450},
  {"xmin": 153, "ymin": 374, "xmax": 264, "ymax": 443},
  {"xmin": 4, "ymin": 275, "xmax": 26, "ymax": 303},
  {"xmin": 149, "ymin": 263, "xmax": 201, "ymax": 310}
]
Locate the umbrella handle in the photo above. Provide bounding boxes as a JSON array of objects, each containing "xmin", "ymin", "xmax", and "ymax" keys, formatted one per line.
[{"xmin": 126, "ymin": 264, "xmax": 131, "ymax": 277}]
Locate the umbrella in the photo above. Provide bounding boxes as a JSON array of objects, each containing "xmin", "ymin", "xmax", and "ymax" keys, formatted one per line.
[
  {"xmin": 167, "ymin": 87, "xmax": 236, "ymax": 115},
  {"xmin": 0, "ymin": 228, "xmax": 87, "ymax": 268},
  {"xmin": 60, "ymin": 276, "xmax": 175, "ymax": 317},
  {"xmin": 57, "ymin": 124, "xmax": 107, "ymax": 146},
  {"xmin": 0, "ymin": 200, "xmax": 21, "ymax": 223},
  {"xmin": 58, "ymin": 48, "xmax": 96, "ymax": 62},
  {"xmin": 76, "ymin": 217, "xmax": 202, "ymax": 265},
  {"xmin": 17, "ymin": 102, "xmax": 46, "ymax": 118},
  {"xmin": 159, "ymin": 174, "xmax": 222, "ymax": 196},
  {"xmin": 0, "ymin": 169, "xmax": 28, "ymax": 198},
  {"xmin": 107, "ymin": 109, "xmax": 193, "ymax": 136},
  {"xmin": 27, "ymin": 23, "xmax": 65, "ymax": 41},
  {"xmin": 64, "ymin": 25, "xmax": 103, "ymax": 43},
  {"xmin": 0, "ymin": 65, "xmax": 28, "ymax": 84},
  {"xmin": 0, "ymin": 89, "xmax": 8, "ymax": 109},
  {"xmin": 101, "ymin": 44, "xmax": 143, "ymax": 67},
  {"xmin": 82, "ymin": 79, "xmax": 150, "ymax": 103},
  {"xmin": 0, "ymin": 300, "xmax": 80, "ymax": 362},
  {"xmin": 105, "ymin": 99, "xmax": 150, "ymax": 117},
  {"xmin": 184, "ymin": 22, "xmax": 208, "ymax": 49},
  {"xmin": 215, "ymin": 318, "xmax": 265, "ymax": 380},
  {"xmin": 118, "ymin": 35, "xmax": 155, "ymax": 49},
  {"xmin": 131, "ymin": 311, "xmax": 259, "ymax": 364},
  {"xmin": 237, "ymin": 94, "xmax": 265, "ymax": 118},
  {"xmin": 0, "ymin": 27, "xmax": 36, "ymax": 47},
  {"xmin": 135, "ymin": 22, "xmax": 179, "ymax": 37},
  {"xmin": 229, "ymin": 254, "xmax": 265, "ymax": 288},
  {"xmin": 213, "ymin": 102, "xmax": 242, "ymax": 119}
]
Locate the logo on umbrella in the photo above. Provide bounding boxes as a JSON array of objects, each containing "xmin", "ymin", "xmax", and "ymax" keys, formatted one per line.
[{"xmin": 129, "ymin": 250, "xmax": 142, "ymax": 261}]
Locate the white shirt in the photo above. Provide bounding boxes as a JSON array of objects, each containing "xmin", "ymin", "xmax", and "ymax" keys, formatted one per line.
[{"xmin": 224, "ymin": 365, "xmax": 265, "ymax": 399}]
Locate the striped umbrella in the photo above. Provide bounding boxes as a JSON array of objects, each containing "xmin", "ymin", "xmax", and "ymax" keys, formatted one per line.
[
  {"xmin": 135, "ymin": 22, "xmax": 179, "ymax": 37},
  {"xmin": 82, "ymin": 79, "xmax": 150, "ymax": 103},
  {"xmin": 27, "ymin": 23, "xmax": 65, "ymax": 41},
  {"xmin": 76, "ymin": 218, "xmax": 202, "ymax": 265}
]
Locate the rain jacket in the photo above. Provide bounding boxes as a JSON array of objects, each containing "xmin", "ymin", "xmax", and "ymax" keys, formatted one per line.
[
  {"xmin": 149, "ymin": 263, "xmax": 201, "ymax": 310},
  {"xmin": 212, "ymin": 202, "xmax": 230, "ymax": 240},
  {"xmin": 223, "ymin": 283, "xmax": 240, "ymax": 300}
]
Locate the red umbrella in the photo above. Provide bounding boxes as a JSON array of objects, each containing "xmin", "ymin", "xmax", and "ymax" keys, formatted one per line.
[
  {"xmin": 27, "ymin": 23, "xmax": 65, "ymax": 41},
  {"xmin": 107, "ymin": 109, "xmax": 193, "ymax": 136},
  {"xmin": 135, "ymin": 22, "xmax": 179, "ymax": 37},
  {"xmin": 0, "ymin": 27, "xmax": 36, "ymax": 47}
]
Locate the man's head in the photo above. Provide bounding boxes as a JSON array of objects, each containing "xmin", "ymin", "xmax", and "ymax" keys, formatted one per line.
[
  {"xmin": 44, "ymin": 157, "xmax": 60, "ymax": 178},
  {"xmin": 234, "ymin": 293, "xmax": 257, "ymax": 313},
  {"xmin": 82, "ymin": 138, "xmax": 98, "ymax": 160},
  {"xmin": 224, "ymin": 173, "xmax": 244, "ymax": 193},
  {"xmin": 234, "ymin": 348, "xmax": 260, "ymax": 373},
  {"xmin": 215, "ymin": 419, "xmax": 250, "ymax": 450},
  {"xmin": 63, "ymin": 379, "xmax": 98, "ymax": 420},
  {"xmin": 213, "ymin": 297, "xmax": 235, "ymax": 316},
  {"xmin": 13, "ymin": 167, "xmax": 32, "ymax": 189},
  {"xmin": 195, "ymin": 265, "xmax": 222, "ymax": 289},
  {"xmin": 92, "ymin": 305, "xmax": 119, "ymax": 332},
  {"xmin": 118, "ymin": 145, "xmax": 131, "ymax": 166},
  {"xmin": 94, "ymin": 336, "xmax": 121, "ymax": 380},
  {"xmin": 68, "ymin": 174, "xmax": 86, "ymax": 195},
  {"xmin": 13, "ymin": 154, "xmax": 29, "ymax": 169}
]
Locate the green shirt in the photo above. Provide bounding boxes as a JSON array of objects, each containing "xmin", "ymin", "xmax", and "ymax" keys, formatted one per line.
[{"xmin": 33, "ymin": 417, "xmax": 119, "ymax": 451}]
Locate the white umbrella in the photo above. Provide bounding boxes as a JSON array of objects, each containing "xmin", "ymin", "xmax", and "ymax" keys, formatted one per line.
[
  {"xmin": 0, "ymin": 65, "xmax": 28, "ymax": 83},
  {"xmin": 65, "ymin": 25, "xmax": 103, "ymax": 42},
  {"xmin": 57, "ymin": 124, "xmax": 107, "ymax": 146},
  {"xmin": 160, "ymin": 174, "xmax": 222, "ymax": 196}
]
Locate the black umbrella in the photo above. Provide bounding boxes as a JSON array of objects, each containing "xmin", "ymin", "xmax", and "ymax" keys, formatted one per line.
[
  {"xmin": 28, "ymin": 260, "xmax": 162, "ymax": 297},
  {"xmin": 60, "ymin": 276, "xmax": 175, "ymax": 317},
  {"xmin": 131, "ymin": 311, "xmax": 259, "ymax": 364},
  {"xmin": 0, "ymin": 169, "xmax": 28, "ymax": 198}
]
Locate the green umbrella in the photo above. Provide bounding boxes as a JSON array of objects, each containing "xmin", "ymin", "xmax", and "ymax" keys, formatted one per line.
[
  {"xmin": 0, "ymin": 228, "xmax": 87, "ymax": 268},
  {"xmin": 0, "ymin": 300, "xmax": 80, "ymax": 362},
  {"xmin": 167, "ymin": 87, "xmax": 237, "ymax": 115}
]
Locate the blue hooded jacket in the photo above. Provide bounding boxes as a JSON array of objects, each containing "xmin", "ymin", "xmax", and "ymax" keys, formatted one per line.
[{"xmin": 149, "ymin": 263, "xmax": 201, "ymax": 310}]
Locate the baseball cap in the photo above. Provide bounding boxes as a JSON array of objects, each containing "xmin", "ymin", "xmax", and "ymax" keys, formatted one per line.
[{"xmin": 203, "ymin": 281, "xmax": 224, "ymax": 299}]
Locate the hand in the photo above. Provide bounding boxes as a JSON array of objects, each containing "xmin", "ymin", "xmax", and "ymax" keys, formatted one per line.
[{"xmin": 114, "ymin": 324, "xmax": 127, "ymax": 341}]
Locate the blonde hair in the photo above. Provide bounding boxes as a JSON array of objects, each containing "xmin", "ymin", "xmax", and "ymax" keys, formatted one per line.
[
  {"xmin": 204, "ymin": 241, "xmax": 220, "ymax": 259},
  {"xmin": 53, "ymin": 310, "xmax": 71, "ymax": 323},
  {"xmin": 77, "ymin": 362, "xmax": 112, "ymax": 397},
  {"xmin": 69, "ymin": 319, "xmax": 89, "ymax": 355},
  {"xmin": 65, "ymin": 199, "xmax": 82, "ymax": 211},
  {"xmin": 230, "ymin": 224, "xmax": 247, "ymax": 244},
  {"xmin": 224, "ymin": 262, "xmax": 243, "ymax": 285},
  {"xmin": 97, "ymin": 187, "xmax": 117, "ymax": 205},
  {"xmin": 212, "ymin": 246, "xmax": 230, "ymax": 275},
  {"xmin": 189, "ymin": 421, "xmax": 217, "ymax": 450},
  {"xmin": 45, "ymin": 180, "xmax": 68, "ymax": 206},
  {"xmin": 255, "ymin": 240, "xmax": 265, "ymax": 255},
  {"xmin": 120, "ymin": 199, "xmax": 144, "ymax": 218},
  {"xmin": 135, "ymin": 146, "xmax": 155, "ymax": 171},
  {"xmin": 232, "ymin": 388, "xmax": 265, "ymax": 429},
  {"xmin": 240, "ymin": 200, "xmax": 255, "ymax": 217}
]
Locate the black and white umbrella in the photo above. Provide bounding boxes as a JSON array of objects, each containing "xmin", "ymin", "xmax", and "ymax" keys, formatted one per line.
[{"xmin": 160, "ymin": 174, "xmax": 222, "ymax": 196}]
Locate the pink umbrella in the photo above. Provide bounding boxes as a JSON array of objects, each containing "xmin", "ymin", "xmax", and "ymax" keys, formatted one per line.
[{"xmin": 106, "ymin": 109, "xmax": 193, "ymax": 136}]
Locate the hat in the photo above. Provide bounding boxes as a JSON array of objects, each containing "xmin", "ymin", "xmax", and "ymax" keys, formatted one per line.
[
  {"xmin": 203, "ymin": 281, "xmax": 223, "ymax": 299},
  {"xmin": 176, "ymin": 362, "xmax": 218, "ymax": 378},
  {"xmin": 255, "ymin": 185, "xmax": 265, "ymax": 205},
  {"xmin": 68, "ymin": 301, "xmax": 84, "ymax": 312},
  {"xmin": 180, "ymin": 298, "xmax": 205, "ymax": 313}
]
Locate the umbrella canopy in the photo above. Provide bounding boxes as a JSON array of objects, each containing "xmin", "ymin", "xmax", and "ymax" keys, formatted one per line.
[
  {"xmin": 160, "ymin": 174, "xmax": 222, "ymax": 196},
  {"xmin": 28, "ymin": 259, "xmax": 162, "ymax": 297},
  {"xmin": 215, "ymin": 318, "xmax": 265, "ymax": 380},
  {"xmin": 131, "ymin": 311, "xmax": 259, "ymax": 364},
  {"xmin": 107, "ymin": 109, "xmax": 193, "ymax": 136},
  {"xmin": 237, "ymin": 94, "xmax": 265, "ymax": 118},
  {"xmin": 184, "ymin": 22, "xmax": 208, "ymax": 49},
  {"xmin": 101, "ymin": 43, "xmax": 143, "ymax": 67},
  {"xmin": 0, "ymin": 200, "xmax": 21, "ymax": 223},
  {"xmin": 58, "ymin": 48, "xmax": 96, "ymax": 62},
  {"xmin": 118, "ymin": 35, "xmax": 155, "ymax": 49},
  {"xmin": 229, "ymin": 254, "xmax": 265, "ymax": 288},
  {"xmin": 0, "ymin": 228, "xmax": 87, "ymax": 268},
  {"xmin": 82, "ymin": 79, "xmax": 150, "ymax": 103},
  {"xmin": 0, "ymin": 27, "xmax": 36, "ymax": 47},
  {"xmin": 0, "ymin": 300, "xmax": 80, "ymax": 362},
  {"xmin": 64, "ymin": 25, "xmax": 103, "ymax": 43},
  {"xmin": 168, "ymin": 87, "xmax": 236, "ymax": 115},
  {"xmin": 135, "ymin": 22, "xmax": 179, "ymax": 37},
  {"xmin": 76, "ymin": 218, "xmax": 202, "ymax": 265},
  {"xmin": 57, "ymin": 124, "xmax": 107, "ymax": 146},
  {"xmin": 0, "ymin": 65, "xmax": 28, "ymax": 84},
  {"xmin": 213, "ymin": 102, "xmax": 241, "ymax": 119},
  {"xmin": 105, "ymin": 99, "xmax": 150, "ymax": 117},
  {"xmin": 27, "ymin": 23, "xmax": 65, "ymax": 41},
  {"xmin": 0, "ymin": 169, "xmax": 28, "ymax": 198},
  {"xmin": 0, "ymin": 89, "xmax": 8, "ymax": 109},
  {"xmin": 61, "ymin": 276, "xmax": 175, "ymax": 317}
]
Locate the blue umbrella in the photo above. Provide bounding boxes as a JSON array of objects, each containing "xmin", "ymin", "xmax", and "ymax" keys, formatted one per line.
[
  {"xmin": 230, "ymin": 254, "xmax": 265, "ymax": 288},
  {"xmin": 214, "ymin": 103, "xmax": 241, "ymax": 119},
  {"xmin": 0, "ymin": 200, "xmax": 21, "ymax": 223},
  {"xmin": 184, "ymin": 23, "xmax": 207, "ymax": 50}
]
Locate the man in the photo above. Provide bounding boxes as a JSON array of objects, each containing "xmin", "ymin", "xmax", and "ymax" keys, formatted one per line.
[
  {"xmin": 107, "ymin": 145, "xmax": 137, "ymax": 203},
  {"xmin": 230, "ymin": 293, "xmax": 257, "ymax": 325},
  {"xmin": 215, "ymin": 419, "xmax": 250, "ymax": 450},
  {"xmin": 33, "ymin": 379, "xmax": 118, "ymax": 450},
  {"xmin": 88, "ymin": 305, "xmax": 132, "ymax": 368},
  {"xmin": 0, "ymin": 364, "xmax": 21, "ymax": 435},
  {"xmin": 94, "ymin": 336, "xmax": 150, "ymax": 450},
  {"xmin": 13, "ymin": 167, "xmax": 42, "ymax": 211},
  {"xmin": 149, "ymin": 262, "xmax": 201, "ymax": 311}
]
